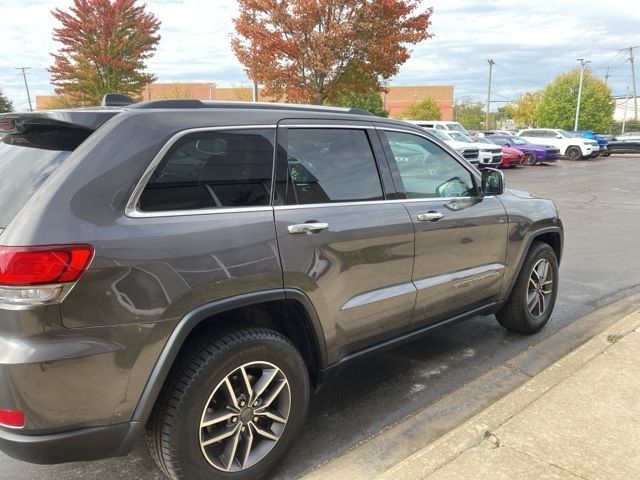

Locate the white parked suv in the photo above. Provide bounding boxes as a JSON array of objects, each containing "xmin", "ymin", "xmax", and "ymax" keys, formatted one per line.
[
  {"xmin": 421, "ymin": 128, "xmax": 480, "ymax": 167},
  {"xmin": 517, "ymin": 128, "xmax": 599, "ymax": 160},
  {"xmin": 426, "ymin": 129, "xmax": 502, "ymax": 168},
  {"xmin": 409, "ymin": 120, "xmax": 471, "ymax": 136}
]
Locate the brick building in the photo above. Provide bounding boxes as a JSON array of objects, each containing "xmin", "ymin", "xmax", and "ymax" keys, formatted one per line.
[{"xmin": 35, "ymin": 83, "xmax": 454, "ymax": 120}]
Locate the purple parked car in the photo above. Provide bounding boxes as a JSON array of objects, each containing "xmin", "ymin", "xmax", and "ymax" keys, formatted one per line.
[{"xmin": 489, "ymin": 135, "xmax": 560, "ymax": 166}]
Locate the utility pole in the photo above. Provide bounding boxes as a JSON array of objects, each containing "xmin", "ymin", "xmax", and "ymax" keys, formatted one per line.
[
  {"xmin": 620, "ymin": 46, "xmax": 640, "ymax": 120},
  {"xmin": 604, "ymin": 66, "xmax": 611, "ymax": 85},
  {"xmin": 574, "ymin": 58, "xmax": 591, "ymax": 131},
  {"xmin": 16, "ymin": 67, "xmax": 33, "ymax": 112},
  {"xmin": 252, "ymin": 81, "xmax": 259, "ymax": 102},
  {"xmin": 486, "ymin": 59, "xmax": 495, "ymax": 129},
  {"xmin": 622, "ymin": 86, "xmax": 630, "ymax": 133}
]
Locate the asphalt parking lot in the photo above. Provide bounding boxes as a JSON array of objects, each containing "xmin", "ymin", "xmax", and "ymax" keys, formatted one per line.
[{"xmin": 2, "ymin": 155, "xmax": 640, "ymax": 480}]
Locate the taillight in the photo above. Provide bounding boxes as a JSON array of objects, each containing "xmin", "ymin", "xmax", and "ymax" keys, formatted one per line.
[
  {"xmin": 0, "ymin": 409, "xmax": 25, "ymax": 429},
  {"xmin": 0, "ymin": 245, "xmax": 93, "ymax": 305},
  {"xmin": 0, "ymin": 245, "xmax": 93, "ymax": 286}
]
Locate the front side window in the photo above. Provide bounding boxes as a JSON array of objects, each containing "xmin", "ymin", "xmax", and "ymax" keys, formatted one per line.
[
  {"xmin": 385, "ymin": 131, "xmax": 476, "ymax": 199},
  {"xmin": 284, "ymin": 128, "xmax": 383, "ymax": 205},
  {"xmin": 139, "ymin": 129, "xmax": 275, "ymax": 212}
]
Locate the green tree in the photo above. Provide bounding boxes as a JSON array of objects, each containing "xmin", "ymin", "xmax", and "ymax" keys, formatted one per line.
[
  {"xmin": 330, "ymin": 91, "xmax": 388, "ymax": 117},
  {"xmin": 401, "ymin": 97, "xmax": 441, "ymax": 120},
  {"xmin": 0, "ymin": 89, "xmax": 13, "ymax": 113},
  {"xmin": 453, "ymin": 97, "xmax": 484, "ymax": 130},
  {"xmin": 534, "ymin": 69, "xmax": 614, "ymax": 131},
  {"xmin": 510, "ymin": 91, "xmax": 540, "ymax": 128}
]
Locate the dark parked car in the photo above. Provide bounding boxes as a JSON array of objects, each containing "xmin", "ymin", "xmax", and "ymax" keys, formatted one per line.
[
  {"xmin": 606, "ymin": 140, "xmax": 640, "ymax": 154},
  {"xmin": 489, "ymin": 135, "xmax": 560, "ymax": 165},
  {"xmin": 0, "ymin": 99, "xmax": 563, "ymax": 480}
]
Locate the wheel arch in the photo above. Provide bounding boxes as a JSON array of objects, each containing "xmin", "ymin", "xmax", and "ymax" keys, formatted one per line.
[
  {"xmin": 131, "ymin": 288, "xmax": 327, "ymax": 425},
  {"xmin": 502, "ymin": 227, "xmax": 563, "ymax": 302}
]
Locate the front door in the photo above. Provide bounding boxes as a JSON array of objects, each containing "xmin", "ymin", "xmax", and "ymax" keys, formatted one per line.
[
  {"xmin": 378, "ymin": 127, "xmax": 509, "ymax": 326},
  {"xmin": 273, "ymin": 123, "xmax": 416, "ymax": 363}
]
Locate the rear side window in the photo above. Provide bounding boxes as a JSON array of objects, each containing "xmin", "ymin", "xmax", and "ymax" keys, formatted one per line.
[
  {"xmin": 284, "ymin": 128, "xmax": 383, "ymax": 205},
  {"xmin": 0, "ymin": 124, "xmax": 91, "ymax": 228},
  {"xmin": 139, "ymin": 129, "xmax": 275, "ymax": 212}
]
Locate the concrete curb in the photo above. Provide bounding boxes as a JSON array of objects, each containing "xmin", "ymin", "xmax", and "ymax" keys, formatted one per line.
[{"xmin": 378, "ymin": 308, "xmax": 640, "ymax": 479}]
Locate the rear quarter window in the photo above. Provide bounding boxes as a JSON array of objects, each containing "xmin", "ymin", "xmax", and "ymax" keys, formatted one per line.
[{"xmin": 138, "ymin": 128, "xmax": 275, "ymax": 212}]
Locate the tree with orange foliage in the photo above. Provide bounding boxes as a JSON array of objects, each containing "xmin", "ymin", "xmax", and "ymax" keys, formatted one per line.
[
  {"xmin": 48, "ymin": 0, "xmax": 161, "ymax": 106},
  {"xmin": 232, "ymin": 0, "xmax": 433, "ymax": 105}
]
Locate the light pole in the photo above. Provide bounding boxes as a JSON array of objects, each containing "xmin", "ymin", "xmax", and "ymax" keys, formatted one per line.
[
  {"xmin": 16, "ymin": 67, "xmax": 33, "ymax": 112},
  {"xmin": 574, "ymin": 58, "xmax": 591, "ymax": 131},
  {"xmin": 486, "ymin": 59, "xmax": 495, "ymax": 129},
  {"xmin": 622, "ymin": 86, "xmax": 630, "ymax": 134}
]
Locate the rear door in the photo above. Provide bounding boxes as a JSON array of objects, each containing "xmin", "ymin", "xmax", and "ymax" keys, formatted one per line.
[
  {"xmin": 273, "ymin": 120, "xmax": 416, "ymax": 362},
  {"xmin": 377, "ymin": 126, "xmax": 509, "ymax": 326}
]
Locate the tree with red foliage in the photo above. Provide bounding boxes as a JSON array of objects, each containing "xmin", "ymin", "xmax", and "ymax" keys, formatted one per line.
[
  {"xmin": 48, "ymin": 0, "xmax": 161, "ymax": 105},
  {"xmin": 232, "ymin": 0, "xmax": 432, "ymax": 105}
]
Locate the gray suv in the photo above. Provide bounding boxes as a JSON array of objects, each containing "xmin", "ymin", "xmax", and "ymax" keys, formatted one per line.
[{"xmin": 0, "ymin": 99, "xmax": 562, "ymax": 480}]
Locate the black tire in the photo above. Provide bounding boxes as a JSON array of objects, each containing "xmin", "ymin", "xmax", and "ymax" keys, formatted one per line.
[
  {"xmin": 522, "ymin": 151, "xmax": 537, "ymax": 166},
  {"xmin": 146, "ymin": 328, "xmax": 310, "ymax": 480},
  {"xmin": 496, "ymin": 241, "xmax": 559, "ymax": 334},
  {"xmin": 603, "ymin": 152, "xmax": 611, "ymax": 157},
  {"xmin": 565, "ymin": 146, "xmax": 582, "ymax": 160}
]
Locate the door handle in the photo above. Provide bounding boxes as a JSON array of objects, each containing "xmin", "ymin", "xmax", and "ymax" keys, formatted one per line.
[
  {"xmin": 417, "ymin": 212, "xmax": 444, "ymax": 222},
  {"xmin": 287, "ymin": 222, "xmax": 329, "ymax": 234}
]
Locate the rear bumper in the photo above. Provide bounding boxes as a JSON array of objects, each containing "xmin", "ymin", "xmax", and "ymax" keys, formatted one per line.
[{"xmin": 0, "ymin": 421, "xmax": 143, "ymax": 464}]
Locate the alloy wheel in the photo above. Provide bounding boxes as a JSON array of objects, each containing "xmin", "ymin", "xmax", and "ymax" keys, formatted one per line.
[
  {"xmin": 527, "ymin": 258, "xmax": 553, "ymax": 318},
  {"xmin": 199, "ymin": 361, "xmax": 291, "ymax": 472}
]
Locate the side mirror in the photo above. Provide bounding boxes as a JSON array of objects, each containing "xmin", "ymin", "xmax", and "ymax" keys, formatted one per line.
[
  {"xmin": 481, "ymin": 168, "xmax": 504, "ymax": 195},
  {"xmin": 555, "ymin": 134, "xmax": 563, "ymax": 139}
]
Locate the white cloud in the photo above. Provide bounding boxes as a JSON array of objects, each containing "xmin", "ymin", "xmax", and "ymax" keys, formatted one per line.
[{"xmin": 1, "ymin": 0, "xmax": 639, "ymax": 110}]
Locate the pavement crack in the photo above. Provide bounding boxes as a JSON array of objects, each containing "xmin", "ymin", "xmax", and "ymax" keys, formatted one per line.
[
  {"xmin": 503, "ymin": 362, "xmax": 534, "ymax": 378},
  {"xmin": 505, "ymin": 445, "xmax": 591, "ymax": 480}
]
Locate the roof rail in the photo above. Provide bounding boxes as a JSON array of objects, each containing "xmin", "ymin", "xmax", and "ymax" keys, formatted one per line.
[
  {"xmin": 101, "ymin": 93, "xmax": 137, "ymax": 107},
  {"xmin": 127, "ymin": 100, "xmax": 374, "ymax": 116}
]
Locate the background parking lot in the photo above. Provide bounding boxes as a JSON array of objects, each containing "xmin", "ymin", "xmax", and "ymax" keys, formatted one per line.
[{"xmin": 2, "ymin": 155, "xmax": 639, "ymax": 480}]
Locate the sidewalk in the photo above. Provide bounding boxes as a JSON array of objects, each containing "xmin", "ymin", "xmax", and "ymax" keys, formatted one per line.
[{"xmin": 379, "ymin": 310, "xmax": 640, "ymax": 480}]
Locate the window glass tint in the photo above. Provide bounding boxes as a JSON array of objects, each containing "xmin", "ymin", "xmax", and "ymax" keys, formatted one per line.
[
  {"xmin": 285, "ymin": 129, "xmax": 383, "ymax": 204},
  {"xmin": 385, "ymin": 131, "xmax": 476, "ymax": 199},
  {"xmin": 139, "ymin": 129, "xmax": 274, "ymax": 212},
  {"xmin": 0, "ymin": 141, "xmax": 70, "ymax": 228}
]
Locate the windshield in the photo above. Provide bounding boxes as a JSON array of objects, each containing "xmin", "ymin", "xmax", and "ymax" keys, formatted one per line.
[
  {"xmin": 447, "ymin": 131, "xmax": 474, "ymax": 143},
  {"xmin": 425, "ymin": 128, "xmax": 449, "ymax": 141},
  {"xmin": 447, "ymin": 123, "xmax": 470, "ymax": 135},
  {"xmin": 510, "ymin": 137, "xmax": 530, "ymax": 145},
  {"xmin": 556, "ymin": 130, "xmax": 573, "ymax": 138},
  {"xmin": 0, "ymin": 140, "xmax": 71, "ymax": 228}
]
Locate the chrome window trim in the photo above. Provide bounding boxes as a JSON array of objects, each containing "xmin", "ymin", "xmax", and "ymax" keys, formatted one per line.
[
  {"xmin": 128, "ymin": 206, "xmax": 274, "ymax": 218},
  {"xmin": 125, "ymin": 123, "xmax": 489, "ymax": 219},
  {"xmin": 273, "ymin": 196, "xmax": 475, "ymax": 210},
  {"xmin": 125, "ymin": 125, "xmax": 278, "ymax": 219}
]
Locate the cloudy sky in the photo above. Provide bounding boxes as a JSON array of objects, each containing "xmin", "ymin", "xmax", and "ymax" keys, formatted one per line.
[{"xmin": 1, "ymin": 0, "xmax": 639, "ymax": 110}]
